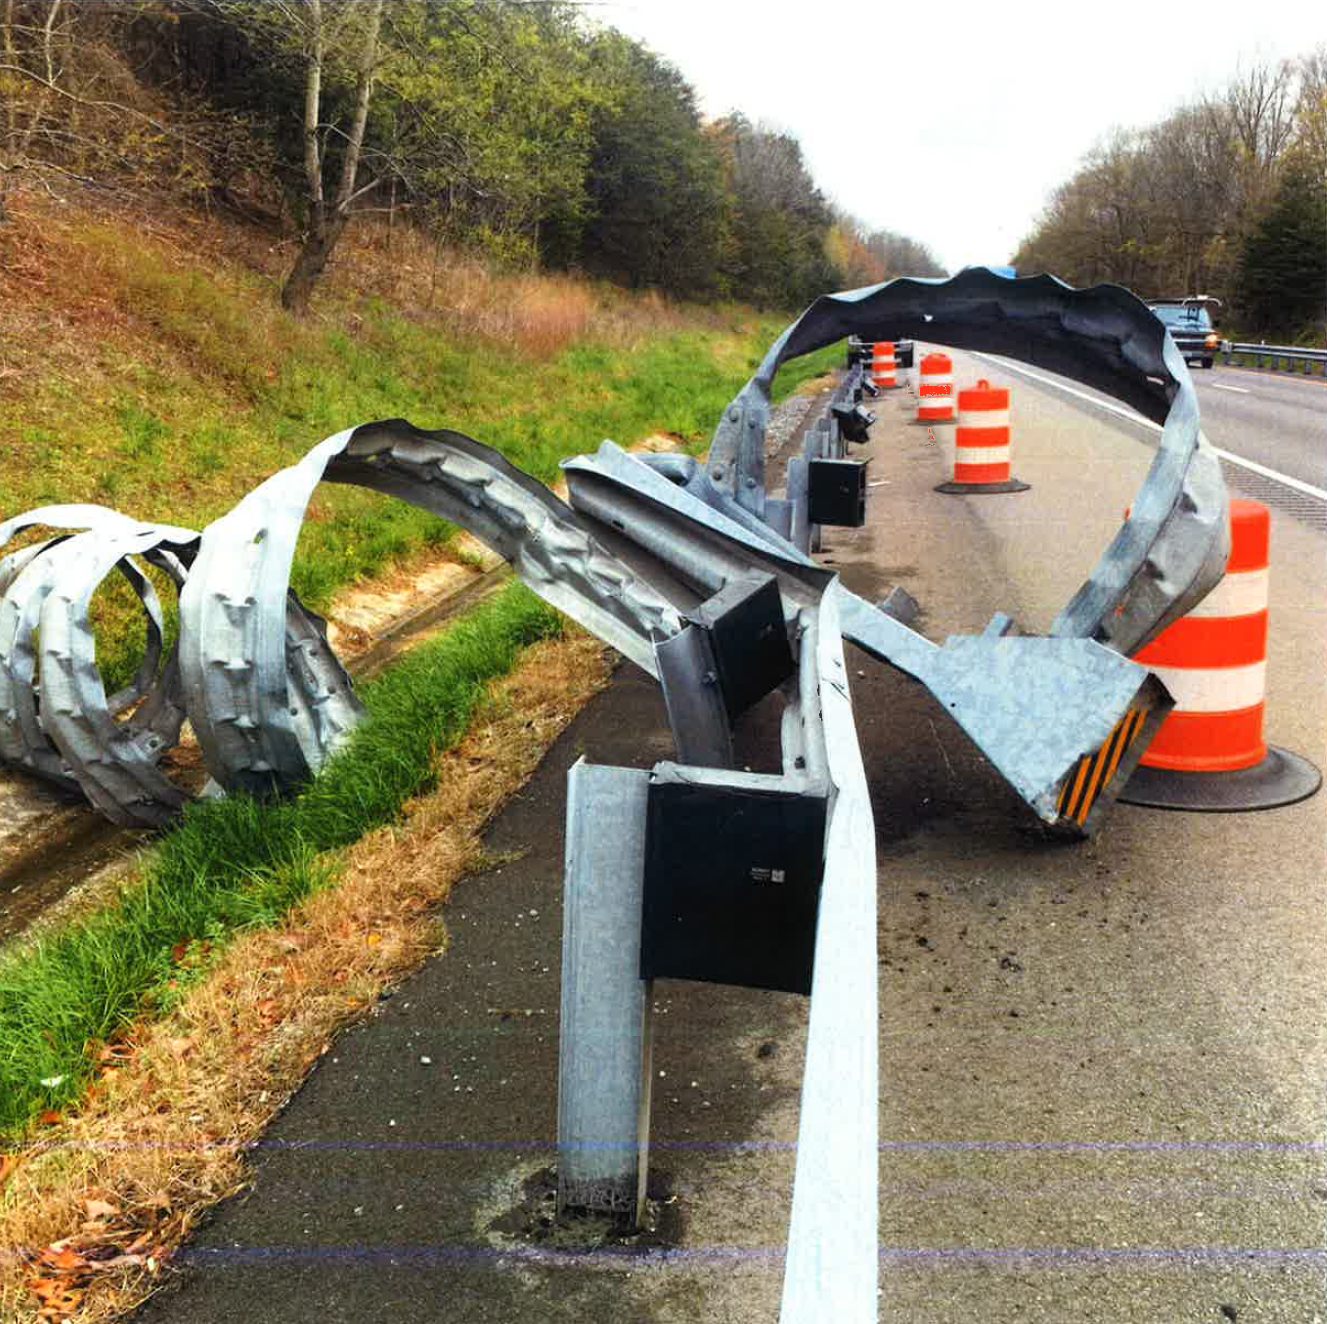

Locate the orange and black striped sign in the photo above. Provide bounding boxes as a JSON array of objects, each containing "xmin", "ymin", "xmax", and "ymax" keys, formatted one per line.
[{"xmin": 1057, "ymin": 706, "xmax": 1149, "ymax": 827}]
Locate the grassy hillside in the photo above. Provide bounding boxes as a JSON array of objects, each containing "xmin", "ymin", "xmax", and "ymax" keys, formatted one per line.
[
  {"xmin": 0, "ymin": 198, "xmax": 846, "ymax": 1319},
  {"xmin": 0, "ymin": 198, "xmax": 838, "ymax": 687}
]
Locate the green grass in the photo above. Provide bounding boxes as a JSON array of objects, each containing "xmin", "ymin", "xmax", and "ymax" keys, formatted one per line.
[
  {"xmin": 0, "ymin": 228, "xmax": 846, "ymax": 1141},
  {"xmin": 0, "ymin": 583, "xmax": 561, "ymax": 1141},
  {"xmin": 3, "ymin": 226, "xmax": 841, "ymax": 694}
]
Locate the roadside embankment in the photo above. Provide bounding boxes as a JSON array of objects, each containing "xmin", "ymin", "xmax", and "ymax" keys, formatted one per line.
[{"xmin": 0, "ymin": 210, "xmax": 840, "ymax": 1319}]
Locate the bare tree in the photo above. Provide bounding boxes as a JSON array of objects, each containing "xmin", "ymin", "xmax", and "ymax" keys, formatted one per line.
[
  {"xmin": 1213, "ymin": 58, "xmax": 1298, "ymax": 236},
  {"xmin": 1292, "ymin": 45, "xmax": 1327, "ymax": 179},
  {"xmin": 1014, "ymin": 53, "xmax": 1316, "ymax": 301},
  {"xmin": 0, "ymin": 1, "xmax": 223, "ymax": 222},
  {"xmin": 259, "ymin": 0, "xmax": 386, "ymax": 312}
]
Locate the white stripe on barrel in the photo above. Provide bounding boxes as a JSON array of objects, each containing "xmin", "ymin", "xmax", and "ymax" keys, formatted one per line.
[
  {"xmin": 1146, "ymin": 660, "xmax": 1267, "ymax": 714},
  {"xmin": 1184, "ymin": 568, "xmax": 1268, "ymax": 619}
]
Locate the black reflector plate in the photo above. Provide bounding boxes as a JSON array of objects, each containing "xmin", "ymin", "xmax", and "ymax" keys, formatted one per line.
[
  {"xmin": 809, "ymin": 458, "xmax": 867, "ymax": 528},
  {"xmin": 686, "ymin": 575, "xmax": 794, "ymax": 719},
  {"xmin": 641, "ymin": 779, "xmax": 827, "ymax": 995}
]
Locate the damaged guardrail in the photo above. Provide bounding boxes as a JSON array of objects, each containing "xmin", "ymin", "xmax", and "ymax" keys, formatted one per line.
[
  {"xmin": 1, "ymin": 266, "xmax": 1232, "ymax": 1324},
  {"xmin": 0, "ymin": 428, "xmax": 687, "ymax": 826},
  {"xmin": 2, "ymin": 412, "xmax": 887, "ymax": 1316},
  {"xmin": 701, "ymin": 267, "xmax": 1230, "ymax": 836},
  {"xmin": 0, "ymin": 268, "xmax": 1228, "ymax": 840}
]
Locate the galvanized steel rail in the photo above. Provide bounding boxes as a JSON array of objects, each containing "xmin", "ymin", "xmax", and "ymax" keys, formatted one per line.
[
  {"xmin": 1221, "ymin": 341, "xmax": 1327, "ymax": 376},
  {"xmin": 0, "ymin": 266, "xmax": 1235, "ymax": 1324},
  {"xmin": 1, "ymin": 425, "xmax": 686, "ymax": 824}
]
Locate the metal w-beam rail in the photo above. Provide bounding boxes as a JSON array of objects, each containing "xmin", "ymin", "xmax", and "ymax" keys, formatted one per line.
[
  {"xmin": 0, "ymin": 428, "xmax": 685, "ymax": 824},
  {"xmin": 0, "ymin": 267, "xmax": 1232, "ymax": 1323},
  {"xmin": 0, "ymin": 268, "xmax": 1228, "ymax": 839},
  {"xmin": 1222, "ymin": 341, "xmax": 1327, "ymax": 376},
  {"xmin": 702, "ymin": 266, "xmax": 1230, "ymax": 836},
  {"xmin": 2, "ymin": 416, "xmax": 884, "ymax": 1315}
]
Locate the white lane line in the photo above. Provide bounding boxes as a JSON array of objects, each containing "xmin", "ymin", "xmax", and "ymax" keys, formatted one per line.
[
  {"xmin": 971, "ymin": 352, "xmax": 1160, "ymax": 432},
  {"xmin": 1210, "ymin": 447, "xmax": 1327, "ymax": 503},
  {"xmin": 1208, "ymin": 382, "xmax": 1251, "ymax": 394},
  {"xmin": 972, "ymin": 351, "xmax": 1327, "ymax": 503}
]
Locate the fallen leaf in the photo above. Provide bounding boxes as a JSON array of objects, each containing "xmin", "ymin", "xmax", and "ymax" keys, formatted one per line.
[
  {"xmin": 90, "ymin": 1252, "xmax": 146, "ymax": 1270},
  {"xmin": 37, "ymin": 1245, "xmax": 90, "ymax": 1273},
  {"xmin": 0, "ymin": 1154, "xmax": 18, "ymax": 1188},
  {"xmin": 83, "ymin": 1198, "xmax": 119, "ymax": 1221},
  {"xmin": 366, "ymin": 933, "xmax": 383, "ymax": 948},
  {"xmin": 37, "ymin": 1110, "xmax": 63, "ymax": 1126},
  {"xmin": 97, "ymin": 1040, "xmax": 135, "ymax": 1065},
  {"xmin": 29, "ymin": 1277, "xmax": 83, "ymax": 1315}
]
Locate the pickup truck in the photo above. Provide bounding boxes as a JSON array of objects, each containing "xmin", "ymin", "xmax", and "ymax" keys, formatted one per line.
[{"xmin": 1146, "ymin": 297, "xmax": 1222, "ymax": 369}]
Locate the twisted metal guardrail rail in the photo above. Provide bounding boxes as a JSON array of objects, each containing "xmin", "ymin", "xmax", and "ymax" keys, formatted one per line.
[
  {"xmin": 0, "ymin": 426, "xmax": 691, "ymax": 827},
  {"xmin": 1, "ymin": 268, "xmax": 1228, "ymax": 840},
  {"xmin": 0, "ymin": 267, "xmax": 1233, "ymax": 1323}
]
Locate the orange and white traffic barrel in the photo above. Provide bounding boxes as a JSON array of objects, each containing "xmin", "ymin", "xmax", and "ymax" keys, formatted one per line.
[
  {"xmin": 871, "ymin": 341, "xmax": 898, "ymax": 389},
  {"xmin": 935, "ymin": 378, "xmax": 1029, "ymax": 495},
  {"xmin": 917, "ymin": 353, "xmax": 954, "ymax": 422},
  {"xmin": 1120, "ymin": 498, "xmax": 1320, "ymax": 811}
]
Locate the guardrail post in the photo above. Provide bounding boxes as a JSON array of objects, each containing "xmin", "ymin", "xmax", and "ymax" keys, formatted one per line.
[{"xmin": 557, "ymin": 758, "xmax": 654, "ymax": 1225}]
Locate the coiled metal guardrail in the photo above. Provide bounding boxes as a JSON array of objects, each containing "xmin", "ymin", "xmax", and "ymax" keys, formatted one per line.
[
  {"xmin": 1222, "ymin": 341, "xmax": 1327, "ymax": 376},
  {"xmin": 2, "ymin": 268, "xmax": 1231, "ymax": 844},
  {"xmin": 1, "ymin": 266, "xmax": 1237, "ymax": 1324},
  {"xmin": 0, "ymin": 426, "xmax": 686, "ymax": 828}
]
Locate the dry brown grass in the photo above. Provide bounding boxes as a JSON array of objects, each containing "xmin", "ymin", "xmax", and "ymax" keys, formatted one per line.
[
  {"xmin": 0, "ymin": 189, "xmax": 715, "ymax": 388},
  {"xmin": 0, "ymin": 191, "xmax": 296, "ymax": 396},
  {"xmin": 0, "ymin": 629, "xmax": 615, "ymax": 1324},
  {"xmin": 333, "ymin": 221, "xmax": 705, "ymax": 360}
]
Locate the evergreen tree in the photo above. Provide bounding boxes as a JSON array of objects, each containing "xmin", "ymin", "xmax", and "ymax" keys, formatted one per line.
[
  {"xmin": 560, "ymin": 31, "xmax": 728, "ymax": 299},
  {"xmin": 1233, "ymin": 160, "xmax": 1327, "ymax": 339}
]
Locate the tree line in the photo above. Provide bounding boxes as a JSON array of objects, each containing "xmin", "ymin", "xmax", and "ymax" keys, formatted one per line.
[
  {"xmin": 1012, "ymin": 50, "xmax": 1327, "ymax": 341},
  {"xmin": 0, "ymin": 0, "xmax": 945, "ymax": 313}
]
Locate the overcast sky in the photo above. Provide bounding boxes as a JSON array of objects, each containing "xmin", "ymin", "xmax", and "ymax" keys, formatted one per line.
[{"xmin": 588, "ymin": 0, "xmax": 1327, "ymax": 273}]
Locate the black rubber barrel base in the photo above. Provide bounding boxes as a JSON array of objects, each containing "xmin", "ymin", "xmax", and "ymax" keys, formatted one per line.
[
  {"xmin": 934, "ymin": 478, "xmax": 1031, "ymax": 495},
  {"xmin": 1118, "ymin": 745, "xmax": 1322, "ymax": 812}
]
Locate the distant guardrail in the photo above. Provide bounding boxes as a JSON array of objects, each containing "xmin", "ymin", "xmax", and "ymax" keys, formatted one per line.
[{"xmin": 1222, "ymin": 341, "xmax": 1327, "ymax": 376}]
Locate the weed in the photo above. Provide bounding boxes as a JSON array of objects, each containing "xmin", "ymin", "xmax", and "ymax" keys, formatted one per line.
[
  {"xmin": 0, "ymin": 584, "xmax": 561, "ymax": 1140},
  {"xmin": 114, "ymin": 402, "xmax": 169, "ymax": 462}
]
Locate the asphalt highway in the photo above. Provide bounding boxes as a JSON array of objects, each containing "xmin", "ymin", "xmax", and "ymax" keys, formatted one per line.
[
  {"xmin": 972, "ymin": 354, "xmax": 1326, "ymax": 500},
  {"xmin": 1195, "ymin": 366, "xmax": 1327, "ymax": 495},
  {"xmin": 133, "ymin": 349, "xmax": 1327, "ymax": 1324}
]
